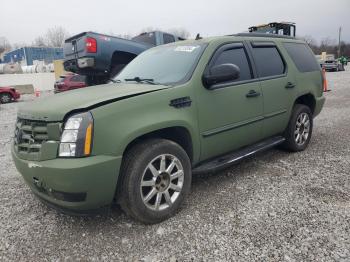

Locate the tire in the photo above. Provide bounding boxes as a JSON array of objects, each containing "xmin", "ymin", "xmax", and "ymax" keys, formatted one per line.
[
  {"xmin": 0, "ymin": 93, "xmax": 12, "ymax": 104},
  {"xmin": 282, "ymin": 104, "xmax": 313, "ymax": 152},
  {"xmin": 110, "ymin": 64, "xmax": 126, "ymax": 78},
  {"xmin": 118, "ymin": 139, "xmax": 192, "ymax": 224}
]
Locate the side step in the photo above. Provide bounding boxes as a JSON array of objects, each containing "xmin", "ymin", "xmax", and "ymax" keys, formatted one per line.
[{"xmin": 192, "ymin": 136, "xmax": 285, "ymax": 174}]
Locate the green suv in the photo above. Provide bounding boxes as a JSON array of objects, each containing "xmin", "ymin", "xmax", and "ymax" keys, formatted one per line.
[{"xmin": 12, "ymin": 34, "xmax": 325, "ymax": 223}]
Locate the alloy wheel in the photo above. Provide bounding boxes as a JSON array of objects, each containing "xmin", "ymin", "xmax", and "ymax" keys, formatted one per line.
[
  {"xmin": 140, "ymin": 154, "xmax": 184, "ymax": 211},
  {"xmin": 294, "ymin": 112, "xmax": 310, "ymax": 146}
]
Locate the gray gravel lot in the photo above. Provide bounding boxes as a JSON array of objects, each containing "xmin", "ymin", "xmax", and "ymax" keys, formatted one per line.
[{"xmin": 1, "ymin": 68, "xmax": 350, "ymax": 261}]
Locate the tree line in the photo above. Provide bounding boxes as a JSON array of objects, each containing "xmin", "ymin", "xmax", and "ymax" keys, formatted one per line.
[{"xmin": 299, "ymin": 35, "xmax": 349, "ymax": 57}]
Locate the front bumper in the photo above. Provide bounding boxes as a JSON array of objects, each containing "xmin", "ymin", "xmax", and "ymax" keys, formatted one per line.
[
  {"xmin": 12, "ymin": 146, "xmax": 122, "ymax": 212},
  {"xmin": 53, "ymin": 87, "xmax": 67, "ymax": 94},
  {"xmin": 14, "ymin": 91, "xmax": 21, "ymax": 100}
]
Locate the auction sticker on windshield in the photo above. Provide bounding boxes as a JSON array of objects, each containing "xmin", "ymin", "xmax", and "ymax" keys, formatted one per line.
[{"xmin": 174, "ymin": 46, "xmax": 200, "ymax": 52}]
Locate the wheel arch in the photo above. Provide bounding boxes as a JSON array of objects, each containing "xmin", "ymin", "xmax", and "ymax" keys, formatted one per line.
[
  {"xmin": 294, "ymin": 93, "xmax": 316, "ymax": 114},
  {"xmin": 122, "ymin": 126, "xmax": 194, "ymax": 164},
  {"xmin": 109, "ymin": 51, "xmax": 137, "ymax": 76},
  {"xmin": 114, "ymin": 125, "xmax": 195, "ymax": 203}
]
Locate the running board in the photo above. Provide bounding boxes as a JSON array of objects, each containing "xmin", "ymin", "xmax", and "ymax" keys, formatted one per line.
[{"xmin": 192, "ymin": 136, "xmax": 285, "ymax": 174}]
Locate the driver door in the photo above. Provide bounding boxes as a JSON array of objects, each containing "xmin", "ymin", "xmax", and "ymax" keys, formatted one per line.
[{"xmin": 195, "ymin": 42, "xmax": 264, "ymax": 161}]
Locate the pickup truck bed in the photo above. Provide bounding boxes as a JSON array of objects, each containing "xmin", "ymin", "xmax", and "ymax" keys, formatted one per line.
[{"xmin": 64, "ymin": 31, "xmax": 184, "ymax": 84}]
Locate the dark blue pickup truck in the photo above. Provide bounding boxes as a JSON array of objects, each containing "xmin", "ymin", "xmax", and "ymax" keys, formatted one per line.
[{"xmin": 63, "ymin": 31, "xmax": 184, "ymax": 84}]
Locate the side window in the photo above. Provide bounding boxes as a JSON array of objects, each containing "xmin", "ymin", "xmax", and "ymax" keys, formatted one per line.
[
  {"xmin": 212, "ymin": 47, "xmax": 253, "ymax": 82},
  {"xmin": 251, "ymin": 45, "xmax": 285, "ymax": 78},
  {"xmin": 163, "ymin": 33, "xmax": 175, "ymax": 44},
  {"xmin": 71, "ymin": 75, "xmax": 85, "ymax": 82},
  {"xmin": 283, "ymin": 43, "xmax": 320, "ymax": 72}
]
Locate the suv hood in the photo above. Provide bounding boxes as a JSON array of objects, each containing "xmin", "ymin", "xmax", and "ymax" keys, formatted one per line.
[{"xmin": 18, "ymin": 83, "xmax": 168, "ymax": 121}]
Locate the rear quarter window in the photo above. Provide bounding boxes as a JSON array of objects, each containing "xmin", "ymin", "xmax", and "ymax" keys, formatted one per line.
[{"xmin": 283, "ymin": 43, "xmax": 320, "ymax": 72}]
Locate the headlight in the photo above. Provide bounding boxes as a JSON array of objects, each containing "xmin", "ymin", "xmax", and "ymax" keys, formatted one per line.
[{"xmin": 59, "ymin": 112, "xmax": 94, "ymax": 157}]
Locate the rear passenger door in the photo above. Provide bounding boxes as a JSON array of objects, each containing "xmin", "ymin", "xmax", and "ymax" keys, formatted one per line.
[
  {"xmin": 248, "ymin": 41, "xmax": 296, "ymax": 138},
  {"xmin": 196, "ymin": 43, "xmax": 264, "ymax": 160}
]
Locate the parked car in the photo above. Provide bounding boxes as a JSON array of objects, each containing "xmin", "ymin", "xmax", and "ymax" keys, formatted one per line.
[
  {"xmin": 317, "ymin": 54, "xmax": 344, "ymax": 71},
  {"xmin": 63, "ymin": 31, "xmax": 184, "ymax": 85},
  {"xmin": 0, "ymin": 86, "xmax": 20, "ymax": 103},
  {"xmin": 54, "ymin": 74, "xmax": 87, "ymax": 93},
  {"xmin": 12, "ymin": 34, "xmax": 325, "ymax": 224}
]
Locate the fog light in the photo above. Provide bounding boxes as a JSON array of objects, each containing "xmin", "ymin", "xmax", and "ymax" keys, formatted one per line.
[{"xmin": 59, "ymin": 143, "xmax": 76, "ymax": 157}]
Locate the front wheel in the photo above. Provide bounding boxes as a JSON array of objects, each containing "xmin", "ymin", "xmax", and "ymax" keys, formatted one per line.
[
  {"xmin": 118, "ymin": 139, "xmax": 192, "ymax": 224},
  {"xmin": 0, "ymin": 93, "xmax": 12, "ymax": 104},
  {"xmin": 282, "ymin": 104, "xmax": 313, "ymax": 152}
]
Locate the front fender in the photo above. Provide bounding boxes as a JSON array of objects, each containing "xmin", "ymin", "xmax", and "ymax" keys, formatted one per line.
[{"xmin": 90, "ymin": 87, "xmax": 200, "ymax": 163}]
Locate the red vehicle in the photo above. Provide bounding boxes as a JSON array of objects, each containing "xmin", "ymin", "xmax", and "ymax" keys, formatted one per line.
[
  {"xmin": 54, "ymin": 74, "xmax": 87, "ymax": 93},
  {"xmin": 0, "ymin": 87, "xmax": 20, "ymax": 104}
]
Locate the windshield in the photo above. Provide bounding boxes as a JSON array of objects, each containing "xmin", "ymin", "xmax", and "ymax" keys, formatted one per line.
[{"xmin": 115, "ymin": 43, "xmax": 206, "ymax": 85}]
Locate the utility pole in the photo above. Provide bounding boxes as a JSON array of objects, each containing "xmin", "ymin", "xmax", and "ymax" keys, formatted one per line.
[{"xmin": 338, "ymin": 26, "xmax": 342, "ymax": 58}]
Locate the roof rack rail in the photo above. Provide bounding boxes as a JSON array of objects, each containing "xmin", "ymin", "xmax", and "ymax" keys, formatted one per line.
[{"xmin": 231, "ymin": 33, "xmax": 296, "ymax": 39}]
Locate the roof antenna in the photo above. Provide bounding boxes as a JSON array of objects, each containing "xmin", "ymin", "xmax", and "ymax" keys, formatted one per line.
[{"xmin": 195, "ymin": 33, "xmax": 202, "ymax": 40}]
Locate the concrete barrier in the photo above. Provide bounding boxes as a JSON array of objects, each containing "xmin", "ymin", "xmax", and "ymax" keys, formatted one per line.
[
  {"xmin": 12, "ymin": 84, "xmax": 35, "ymax": 94},
  {"xmin": 0, "ymin": 73, "xmax": 55, "ymax": 92}
]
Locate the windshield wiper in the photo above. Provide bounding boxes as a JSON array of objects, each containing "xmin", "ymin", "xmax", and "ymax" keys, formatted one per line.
[
  {"xmin": 109, "ymin": 78, "xmax": 121, "ymax": 83},
  {"xmin": 124, "ymin": 77, "xmax": 159, "ymax": 85}
]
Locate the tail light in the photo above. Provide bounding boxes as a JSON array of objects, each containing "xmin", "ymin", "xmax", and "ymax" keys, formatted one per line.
[{"xmin": 85, "ymin": 37, "xmax": 97, "ymax": 53}]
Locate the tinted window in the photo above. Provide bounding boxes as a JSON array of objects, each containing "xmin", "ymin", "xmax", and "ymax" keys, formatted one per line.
[
  {"xmin": 213, "ymin": 47, "xmax": 252, "ymax": 82},
  {"xmin": 163, "ymin": 33, "xmax": 175, "ymax": 44},
  {"xmin": 131, "ymin": 32, "xmax": 156, "ymax": 45},
  {"xmin": 283, "ymin": 43, "xmax": 320, "ymax": 72},
  {"xmin": 71, "ymin": 75, "xmax": 86, "ymax": 82},
  {"xmin": 252, "ymin": 46, "xmax": 285, "ymax": 77}
]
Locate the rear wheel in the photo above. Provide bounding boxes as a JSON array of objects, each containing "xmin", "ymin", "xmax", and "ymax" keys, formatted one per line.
[
  {"xmin": 0, "ymin": 93, "xmax": 12, "ymax": 103},
  {"xmin": 282, "ymin": 104, "xmax": 313, "ymax": 152},
  {"xmin": 118, "ymin": 139, "xmax": 192, "ymax": 224}
]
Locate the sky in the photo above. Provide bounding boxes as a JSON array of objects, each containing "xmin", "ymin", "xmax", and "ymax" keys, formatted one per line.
[{"xmin": 1, "ymin": 0, "xmax": 349, "ymax": 45}]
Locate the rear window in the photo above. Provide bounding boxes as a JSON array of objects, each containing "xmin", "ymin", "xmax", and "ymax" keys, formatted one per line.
[
  {"xmin": 251, "ymin": 46, "xmax": 285, "ymax": 78},
  {"xmin": 132, "ymin": 32, "xmax": 156, "ymax": 45},
  {"xmin": 283, "ymin": 43, "xmax": 320, "ymax": 72},
  {"xmin": 163, "ymin": 33, "xmax": 175, "ymax": 44},
  {"xmin": 71, "ymin": 75, "xmax": 86, "ymax": 82}
]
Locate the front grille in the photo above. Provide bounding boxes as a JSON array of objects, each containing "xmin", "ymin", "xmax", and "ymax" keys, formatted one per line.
[{"xmin": 14, "ymin": 118, "xmax": 49, "ymax": 154}]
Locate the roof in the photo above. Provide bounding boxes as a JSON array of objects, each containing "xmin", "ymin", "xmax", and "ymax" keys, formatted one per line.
[{"xmin": 172, "ymin": 33, "xmax": 302, "ymax": 46}]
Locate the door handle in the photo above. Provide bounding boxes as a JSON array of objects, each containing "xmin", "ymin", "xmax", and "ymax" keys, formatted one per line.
[
  {"xmin": 285, "ymin": 82, "xmax": 296, "ymax": 88},
  {"xmin": 246, "ymin": 90, "xmax": 261, "ymax": 98}
]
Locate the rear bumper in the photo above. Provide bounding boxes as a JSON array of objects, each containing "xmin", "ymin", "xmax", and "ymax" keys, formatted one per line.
[
  {"xmin": 322, "ymin": 64, "xmax": 338, "ymax": 71},
  {"xmin": 314, "ymin": 96, "xmax": 325, "ymax": 117},
  {"xmin": 64, "ymin": 57, "xmax": 95, "ymax": 71},
  {"xmin": 12, "ymin": 146, "xmax": 122, "ymax": 212}
]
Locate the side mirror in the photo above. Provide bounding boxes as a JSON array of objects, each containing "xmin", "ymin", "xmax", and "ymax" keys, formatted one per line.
[{"xmin": 203, "ymin": 63, "xmax": 240, "ymax": 88}]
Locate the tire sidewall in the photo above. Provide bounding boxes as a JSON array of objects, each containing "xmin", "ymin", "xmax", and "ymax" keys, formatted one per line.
[
  {"xmin": 125, "ymin": 140, "xmax": 191, "ymax": 222},
  {"xmin": 0, "ymin": 93, "xmax": 12, "ymax": 103},
  {"xmin": 287, "ymin": 104, "xmax": 313, "ymax": 151}
]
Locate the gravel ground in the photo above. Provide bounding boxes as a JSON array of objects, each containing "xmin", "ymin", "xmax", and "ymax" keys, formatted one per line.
[{"xmin": 0, "ymin": 68, "xmax": 350, "ymax": 261}]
